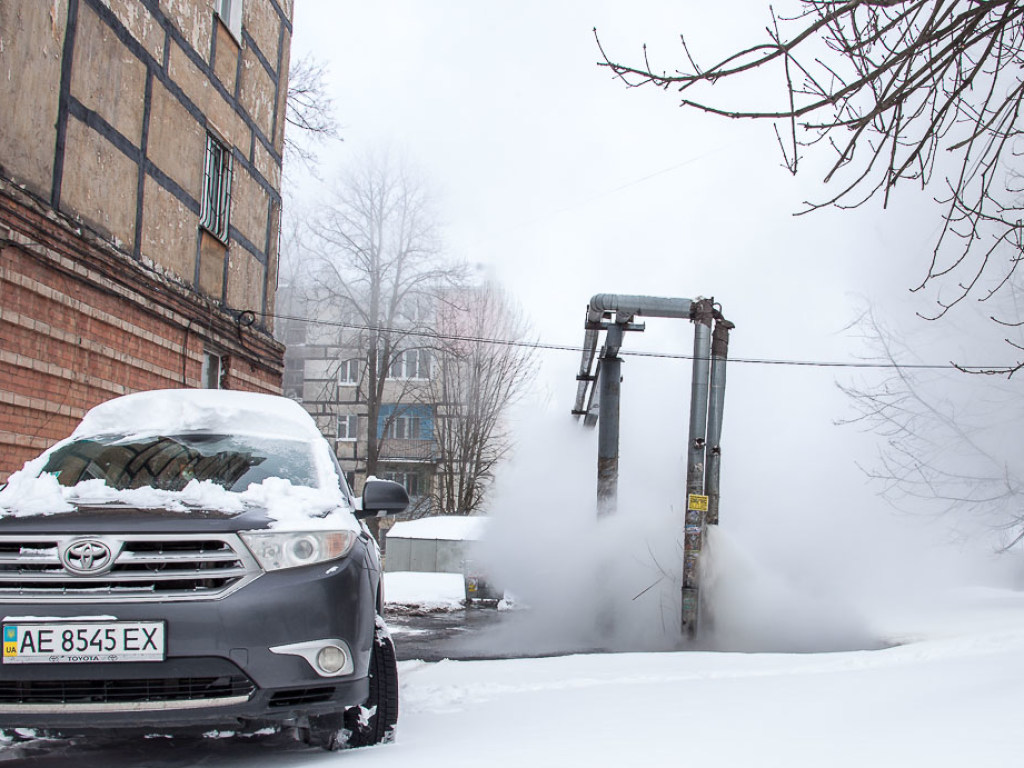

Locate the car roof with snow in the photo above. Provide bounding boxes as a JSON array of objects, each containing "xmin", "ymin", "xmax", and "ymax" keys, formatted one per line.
[{"xmin": 71, "ymin": 388, "xmax": 324, "ymax": 441}]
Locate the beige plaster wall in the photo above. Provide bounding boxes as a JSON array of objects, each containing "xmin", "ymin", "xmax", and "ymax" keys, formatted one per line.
[
  {"xmin": 0, "ymin": 0, "xmax": 66, "ymax": 198},
  {"xmin": 147, "ymin": 79, "xmax": 206, "ymax": 201},
  {"xmin": 140, "ymin": 175, "xmax": 197, "ymax": 278},
  {"xmin": 62, "ymin": 118, "xmax": 138, "ymax": 247},
  {"xmin": 71, "ymin": 3, "xmax": 147, "ymax": 146},
  {"xmin": 226, "ymin": 247, "xmax": 263, "ymax": 311}
]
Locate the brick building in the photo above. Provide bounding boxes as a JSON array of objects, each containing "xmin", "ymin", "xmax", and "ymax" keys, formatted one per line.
[{"xmin": 0, "ymin": 0, "xmax": 292, "ymax": 480}]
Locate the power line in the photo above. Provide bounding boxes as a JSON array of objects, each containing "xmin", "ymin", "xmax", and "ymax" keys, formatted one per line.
[{"xmin": 262, "ymin": 310, "xmax": 998, "ymax": 372}]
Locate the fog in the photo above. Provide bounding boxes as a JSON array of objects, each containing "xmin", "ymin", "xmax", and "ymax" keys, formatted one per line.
[
  {"xmin": 472, "ymin": 347, "xmax": 1018, "ymax": 656},
  {"xmin": 288, "ymin": 1, "xmax": 1024, "ymax": 654}
]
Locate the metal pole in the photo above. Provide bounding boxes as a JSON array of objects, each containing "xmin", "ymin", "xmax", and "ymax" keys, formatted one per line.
[
  {"xmin": 705, "ymin": 316, "xmax": 734, "ymax": 526},
  {"xmin": 596, "ymin": 323, "xmax": 624, "ymax": 517},
  {"xmin": 685, "ymin": 300, "xmax": 714, "ymax": 498},
  {"xmin": 682, "ymin": 298, "xmax": 714, "ymax": 638}
]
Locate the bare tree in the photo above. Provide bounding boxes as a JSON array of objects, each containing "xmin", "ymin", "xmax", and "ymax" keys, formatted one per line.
[
  {"xmin": 302, "ymin": 153, "xmax": 463, "ymax": 488},
  {"xmin": 430, "ymin": 283, "xmax": 536, "ymax": 516},
  {"xmin": 838, "ymin": 307, "xmax": 1024, "ymax": 547},
  {"xmin": 285, "ymin": 53, "xmax": 340, "ymax": 172},
  {"xmin": 597, "ymin": 1, "xmax": 1024, "ymax": 372}
]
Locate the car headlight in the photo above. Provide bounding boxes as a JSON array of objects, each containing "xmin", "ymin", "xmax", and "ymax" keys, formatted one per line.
[{"xmin": 240, "ymin": 530, "xmax": 357, "ymax": 571}]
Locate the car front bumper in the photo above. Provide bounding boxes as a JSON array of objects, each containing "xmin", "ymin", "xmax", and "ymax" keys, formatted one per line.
[{"xmin": 0, "ymin": 549, "xmax": 379, "ymax": 730}]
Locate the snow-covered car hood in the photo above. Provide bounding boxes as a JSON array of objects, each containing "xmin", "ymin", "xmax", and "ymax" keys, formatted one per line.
[{"xmin": 0, "ymin": 473, "xmax": 360, "ymax": 533}]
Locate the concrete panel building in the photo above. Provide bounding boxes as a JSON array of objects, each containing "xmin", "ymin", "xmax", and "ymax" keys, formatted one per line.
[
  {"xmin": 276, "ymin": 287, "xmax": 440, "ymax": 511},
  {"xmin": 0, "ymin": 0, "xmax": 292, "ymax": 480}
]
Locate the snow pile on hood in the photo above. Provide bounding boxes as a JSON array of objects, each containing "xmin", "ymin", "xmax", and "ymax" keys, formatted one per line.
[
  {"xmin": 71, "ymin": 389, "xmax": 322, "ymax": 441},
  {"xmin": 0, "ymin": 468, "xmax": 73, "ymax": 516},
  {"xmin": 236, "ymin": 477, "xmax": 355, "ymax": 530},
  {"xmin": 0, "ymin": 475, "xmax": 354, "ymax": 531},
  {"xmin": 64, "ymin": 478, "xmax": 245, "ymax": 513}
]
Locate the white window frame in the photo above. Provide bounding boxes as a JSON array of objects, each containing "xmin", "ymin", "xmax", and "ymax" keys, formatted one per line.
[
  {"xmin": 384, "ymin": 413, "xmax": 422, "ymax": 440},
  {"xmin": 388, "ymin": 349, "xmax": 430, "ymax": 380},
  {"xmin": 382, "ymin": 471, "xmax": 422, "ymax": 498},
  {"xmin": 201, "ymin": 350, "xmax": 224, "ymax": 389},
  {"xmin": 337, "ymin": 414, "xmax": 358, "ymax": 442},
  {"xmin": 200, "ymin": 133, "xmax": 233, "ymax": 244},
  {"xmin": 338, "ymin": 358, "xmax": 360, "ymax": 386},
  {"xmin": 215, "ymin": 0, "xmax": 243, "ymax": 42}
]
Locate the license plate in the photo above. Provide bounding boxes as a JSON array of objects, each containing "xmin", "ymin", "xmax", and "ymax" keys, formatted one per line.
[{"xmin": 2, "ymin": 622, "xmax": 165, "ymax": 664}]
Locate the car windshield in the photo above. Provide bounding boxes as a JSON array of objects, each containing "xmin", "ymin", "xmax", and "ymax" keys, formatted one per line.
[{"xmin": 41, "ymin": 433, "xmax": 320, "ymax": 493}]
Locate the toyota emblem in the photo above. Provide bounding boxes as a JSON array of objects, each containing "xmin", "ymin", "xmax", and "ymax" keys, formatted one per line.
[{"xmin": 61, "ymin": 539, "xmax": 114, "ymax": 575}]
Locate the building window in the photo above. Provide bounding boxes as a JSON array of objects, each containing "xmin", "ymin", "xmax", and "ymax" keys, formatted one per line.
[
  {"xmin": 284, "ymin": 319, "xmax": 307, "ymax": 346},
  {"xmin": 382, "ymin": 471, "xmax": 422, "ymax": 498},
  {"xmin": 338, "ymin": 358, "xmax": 360, "ymax": 386},
  {"xmin": 384, "ymin": 412, "xmax": 422, "ymax": 440},
  {"xmin": 202, "ymin": 350, "xmax": 224, "ymax": 389},
  {"xmin": 388, "ymin": 349, "xmax": 430, "ymax": 380},
  {"xmin": 200, "ymin": 133, "xmax": 232, "ymax": 243},
  {"xmin": 337, "ymin": 414, "xmax": 358, "ymax": 441},
  {"xmin": 283, "ymin": 357, "xmax": 303, "ymax": 399},
  {"xmin": 215, "ymin": 0, "xmax": 243, "ymax": 41}
]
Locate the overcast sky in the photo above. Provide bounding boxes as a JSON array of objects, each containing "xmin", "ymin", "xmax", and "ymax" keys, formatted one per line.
[
  {"xmin": 286, "ymin": 2, "xmax": 1015, "ymax": 587},
  {"xmin": 287, "ymin": 1, "xmax": 954, "ymax": 359}
]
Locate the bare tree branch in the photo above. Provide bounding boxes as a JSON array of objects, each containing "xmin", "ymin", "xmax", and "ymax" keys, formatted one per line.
[
  {"xmin": 285, "ymin": 54, "xmax": 340, "ymax": 173},
  {"xmin": 429, "ymin": 283, "xmax": 537, "ymax": 516},
  {"xmin": 838, "ymin": 306, "xmax": 1024, "ymax": 547},
  {"xmin": 598, "ymin": 1, "xmax": 1024, "ymax": 372}
]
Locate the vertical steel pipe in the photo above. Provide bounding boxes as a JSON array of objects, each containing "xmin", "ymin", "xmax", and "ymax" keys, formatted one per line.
[
  {"xmin": 705, "ymin": 317, "xmax": 734, "ymax": 526},
  {"xmin": 596, "ymin": 323, "xmax": 624, "ymax": 517},
  {"xmin": 682, "ymin": 298, "xmax": 714, "ymax": 638},
  {"xmin": 685, "ymin": 300, "xmax": 714, "ymax": 498}
]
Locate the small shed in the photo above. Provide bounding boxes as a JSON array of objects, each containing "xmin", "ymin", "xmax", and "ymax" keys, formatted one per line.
[{"xmin": 384, "ymin": 516, "xmax": 487, "ymax": 574}]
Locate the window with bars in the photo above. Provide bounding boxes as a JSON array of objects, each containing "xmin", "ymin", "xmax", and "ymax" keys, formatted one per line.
[{"xmin": 200, "ymin": 133, "xmax": 232, "ymax": 243}]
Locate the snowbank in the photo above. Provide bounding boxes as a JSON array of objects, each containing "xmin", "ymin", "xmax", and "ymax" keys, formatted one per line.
[
  {"xmin": 384, "ymin": 571, "xmax": 466, "ymax": 611},
  {"xmin": 387, "ymin": 516, "xmax": 487, "ymax": 541}
]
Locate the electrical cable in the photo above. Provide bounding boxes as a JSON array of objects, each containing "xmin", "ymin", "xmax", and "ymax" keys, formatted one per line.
[{"xmin": 261, "ymin": 310, "xmax": 1001, "ymax": 373}]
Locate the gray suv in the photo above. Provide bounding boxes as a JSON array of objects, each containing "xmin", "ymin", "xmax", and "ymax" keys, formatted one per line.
[{"xmin": 0, "ymin": 389, "xmax": 408, "ymax": 749}]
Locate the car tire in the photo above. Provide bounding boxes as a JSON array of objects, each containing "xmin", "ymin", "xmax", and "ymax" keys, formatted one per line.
[
  {"xmin": 344, "ymin": 616, "xmax": 399, "ymax": 747},
  {"xmin": 306, "ymin": 616, "xmax": 399, "ymax": 750}
]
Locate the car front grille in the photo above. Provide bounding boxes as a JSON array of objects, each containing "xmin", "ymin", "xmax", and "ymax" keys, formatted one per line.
[
  {"xmin": 0, "ymin": 675, "xmax": 256, "ymax": 711},
  {"xmin": 0, "ymin": 535, "xmax": 260, "ymax": 602}
]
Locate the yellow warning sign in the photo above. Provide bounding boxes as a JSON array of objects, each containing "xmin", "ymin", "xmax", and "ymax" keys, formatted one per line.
[{"xmin": 687, "ymin": 494, "xmax": 709, "ymax": 512}]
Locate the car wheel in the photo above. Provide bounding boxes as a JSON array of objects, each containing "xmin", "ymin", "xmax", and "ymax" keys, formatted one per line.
[
  {"xmin": 306, "ymin": 616, "xmax": 399, "ymax": 750},
  {"xmin": 343, "ymin": 616, "xmax": 399, "ymax": 747}
]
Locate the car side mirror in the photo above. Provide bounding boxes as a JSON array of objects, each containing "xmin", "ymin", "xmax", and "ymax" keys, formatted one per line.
[{"xmin": 356, "ymin": 479, "xmax": 410, "ymax": 519}]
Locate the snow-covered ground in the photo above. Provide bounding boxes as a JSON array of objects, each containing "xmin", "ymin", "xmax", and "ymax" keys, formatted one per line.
[
  {"xmin": 384, "ymin": 571, "xmax": 467, "ymax": 612},
  {"xmin": 4, "ymin": 583, "xmax": 1022, "ymax": 766},
  {"xmin": 371, "ymin": 586, "xmax": 1024, "ymax": 768}
]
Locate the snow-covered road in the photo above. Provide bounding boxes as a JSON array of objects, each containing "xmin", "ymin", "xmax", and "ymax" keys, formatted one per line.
[{"xmin": 3, "ymin": 586, "xmax": 1022, "ymax": 767}]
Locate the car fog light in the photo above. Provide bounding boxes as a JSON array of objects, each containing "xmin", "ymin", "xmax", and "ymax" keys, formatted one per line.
[{"xmin": 317, "ymin": 645, "xmax": 348, "ymax": 674}]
